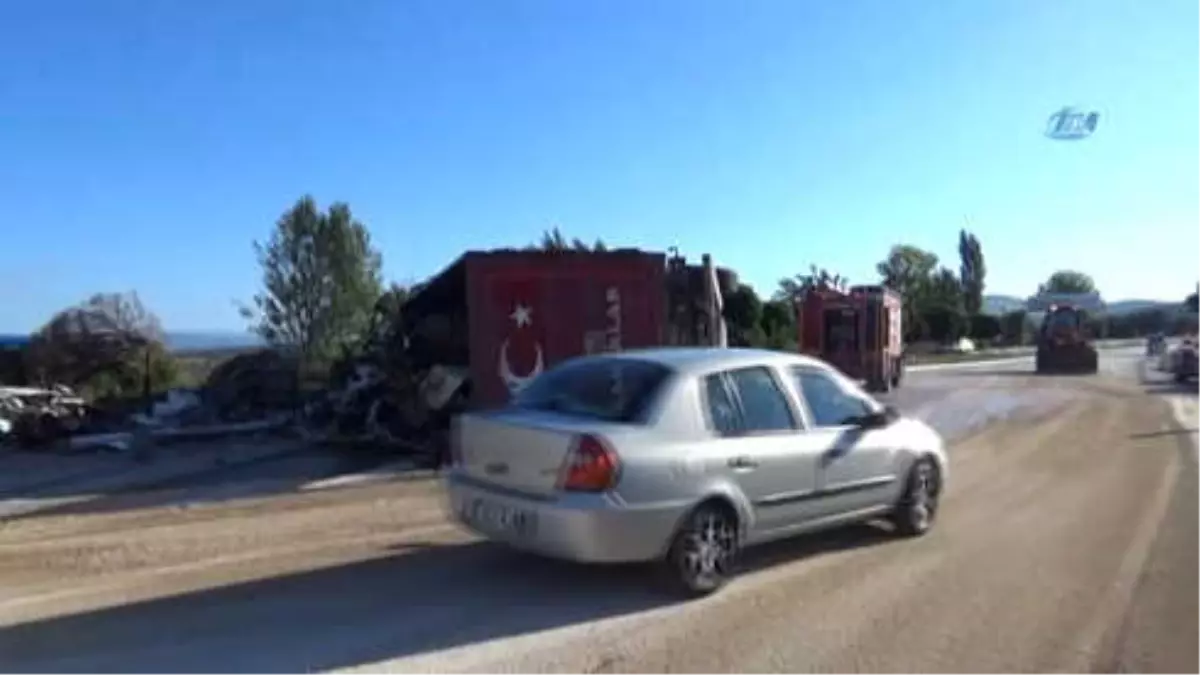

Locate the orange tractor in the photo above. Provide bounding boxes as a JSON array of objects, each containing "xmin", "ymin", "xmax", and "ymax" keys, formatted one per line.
[{"xmin": 1028, "ymin": 293, "xmax": 1102, "ymax": 375}]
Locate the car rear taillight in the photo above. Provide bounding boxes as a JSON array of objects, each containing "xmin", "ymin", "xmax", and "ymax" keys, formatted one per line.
[{"xmin": 559, "ymin": 434, "xmax": 621, "ymax": 492}]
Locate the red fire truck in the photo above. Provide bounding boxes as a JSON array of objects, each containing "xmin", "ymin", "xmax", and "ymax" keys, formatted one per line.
[{"xmin": 795, "ymin": 285, "xmax": 905, "ymax": 392}]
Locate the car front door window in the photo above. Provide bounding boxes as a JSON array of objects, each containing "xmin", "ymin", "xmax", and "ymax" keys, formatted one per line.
[
  {"xmin": 792, "ymin": 367, "xmax": 896, "ymax": 516},
  {"xmin": 792, "ymin": 368, "xmax": 873, "ymax": 428},
  {"xmin": 726, "ymin": 366, "xmax": 798, "ymax": 433}
]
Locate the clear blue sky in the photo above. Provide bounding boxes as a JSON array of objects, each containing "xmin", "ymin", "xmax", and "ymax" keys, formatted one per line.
[{"xmin": 2, "ymin": 0, "xmax": 1196, "ymax": 332}]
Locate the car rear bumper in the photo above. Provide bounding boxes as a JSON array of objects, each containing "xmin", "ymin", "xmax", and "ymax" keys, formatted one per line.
[{"xmin": 445, "ymin": 473, "xmax": 686, "ymax": 564}]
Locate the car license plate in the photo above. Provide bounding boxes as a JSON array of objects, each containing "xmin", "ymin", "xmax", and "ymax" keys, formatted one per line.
[{"xmin": 464, "ymin": 498, "xmax": 536, "ymax": 537}]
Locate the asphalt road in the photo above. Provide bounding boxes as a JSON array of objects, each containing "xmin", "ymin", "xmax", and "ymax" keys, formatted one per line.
[{"xmin": 0, "ymin": 347, "xmax": 1195, "ymax": 673}]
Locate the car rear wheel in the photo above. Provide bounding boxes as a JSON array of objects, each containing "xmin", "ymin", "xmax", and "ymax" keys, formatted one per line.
[
  {"xmin": 890, "ymin": 458, "xmax": 940, "ymax": 537},
  {"xmin": 663, "ymin": 504, "xmax": 739, "ymax": 597}
]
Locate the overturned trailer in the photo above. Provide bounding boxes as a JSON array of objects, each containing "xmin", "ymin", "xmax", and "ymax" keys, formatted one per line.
[
  {"xmin": 401, "ymin": 248, "xmax": 732, "ymax": 409},
  {"xmin": 309, "ymin": 248, "xmax": 731, "ymax": 463}
]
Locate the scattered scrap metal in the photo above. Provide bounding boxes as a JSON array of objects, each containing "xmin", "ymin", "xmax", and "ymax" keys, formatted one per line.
[
  {"xmin": 0, "ymin": 379, "xmax": 291, "ymax": 455},
  {"xmin": 0, "ymin": 385, "xmax": 95, "ymax": 448}
]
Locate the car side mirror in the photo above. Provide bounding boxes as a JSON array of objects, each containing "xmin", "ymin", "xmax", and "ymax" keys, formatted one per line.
[{"xmin": 856, "ymin": 405, "xmax": 898, "ymax": 429}]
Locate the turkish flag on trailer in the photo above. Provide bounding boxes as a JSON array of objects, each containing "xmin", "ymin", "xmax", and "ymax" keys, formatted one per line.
[{"xmin": 491, "ymin": 275, "xmax": 546, "ymax": 401}]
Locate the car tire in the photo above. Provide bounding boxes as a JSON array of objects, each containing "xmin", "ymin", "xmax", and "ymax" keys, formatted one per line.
[
  {"xmin": 663, "ymin": 503, "xmax": 739, "ymax": 598},
  {"xmin": 890, "ymin": 457, "xmax": 940, "ymax": 537}
]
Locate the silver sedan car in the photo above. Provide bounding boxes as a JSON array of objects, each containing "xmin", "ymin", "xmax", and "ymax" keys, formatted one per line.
[{"xmin": 446, "ymin": 347, "xmax": 948, "ymax": 596}]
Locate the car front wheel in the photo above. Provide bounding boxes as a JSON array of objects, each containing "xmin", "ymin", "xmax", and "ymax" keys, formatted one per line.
[
  {"xmin": 890, "ymin": 457, "xmax": 940, "ymax": 536},
  {"xmin": 664, "ymin": 504, "xmax": 739, "ymax": 597}
]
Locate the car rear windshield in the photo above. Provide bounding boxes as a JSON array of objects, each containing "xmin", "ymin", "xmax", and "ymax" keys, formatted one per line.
[{"xmin": 511, "ymin": 357, "xmax": 672, "ymax": 424}]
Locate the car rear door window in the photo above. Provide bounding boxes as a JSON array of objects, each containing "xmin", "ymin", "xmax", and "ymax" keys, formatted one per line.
[
  {"xmin": 791, "ymin": 368, "xmax": 873, "ymax": 428},
  {"xmin": 725, "ymin": 366, "xmax": 798, "ymax": 433},
  {"xmin": 703, "ymin": 374, "xmax": 743, "ymax": 435}
]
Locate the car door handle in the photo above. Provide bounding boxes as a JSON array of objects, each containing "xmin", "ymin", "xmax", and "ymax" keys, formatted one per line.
[{"xmin": 728, "ymin": 455, "xmax": 759, "ymax": 469}]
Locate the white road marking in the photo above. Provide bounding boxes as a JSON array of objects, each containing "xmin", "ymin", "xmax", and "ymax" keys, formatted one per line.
[
  {"xmin": 300, "ymin": 460, "xmax": 418, "ymax": 492},
  {"xmin": 1066, "ymin": 433, "xmax": 1181, "ymax": 670},
  {"xmin": 907, "ymin": 356, "xmax": 1030, "ymax": 373},
  {"xmin": 1166, "ymin": 395, "xmax": 1198, "ymax": 457}
]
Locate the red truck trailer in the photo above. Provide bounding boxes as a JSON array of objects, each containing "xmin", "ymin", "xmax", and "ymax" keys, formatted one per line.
[
  {"xmin": 402, "ymin": 249, "xmax": 730, "ymax": 409},
  {"xmin": 795, "ymin": 285, "xmax": 904, "ymax": 392}
]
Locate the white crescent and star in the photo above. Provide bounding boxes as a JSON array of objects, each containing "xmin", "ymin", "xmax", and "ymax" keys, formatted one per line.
[
  {"xmin": 499, "ymin": 302, "xmax": 543, "ymax": 394},
  {"xmin": 510, "ymin": 303, "xmax": 533, "ymax": 328}
]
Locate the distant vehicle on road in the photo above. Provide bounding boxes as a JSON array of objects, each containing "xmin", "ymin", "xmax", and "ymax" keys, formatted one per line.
[
  {"xmin": 1146, "ymin": 333, "xmax": 1167, "ymax": 357},
  {"xmin": 1169, "ymin": 339, "xmax": 1198, "ymax": 383},
  {"xmin": 1157, "ymin": 342, "xmax": 1174, "ymax": 372},
  {"xmin": 795, "ymin": 285, "xmax": 905, "ymax": 393},
  {"xmin": 1034, "ymin": 304, "xmax": 1099, "ymax": 374},
  {"xmin": 1155, "ymin": 338, "xmax": 1197, "ymax": 381},
  {"xmin": 446, "ymin": 347, "xmax": 949, "ymax": 596}
]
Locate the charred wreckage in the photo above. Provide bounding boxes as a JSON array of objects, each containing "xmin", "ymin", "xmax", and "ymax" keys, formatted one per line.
[{"xmin": 1, "ymin": 248, "xmax": 734, "ymax": 464}]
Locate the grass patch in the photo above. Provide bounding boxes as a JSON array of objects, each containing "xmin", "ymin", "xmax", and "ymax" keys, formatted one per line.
[{"xmin": 173, "ymin": 346, "xmax": 260, "ymax": 388}]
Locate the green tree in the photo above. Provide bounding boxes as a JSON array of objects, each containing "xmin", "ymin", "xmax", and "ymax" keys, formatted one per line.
[
  {"xmin": 774, "ymin": 277, "xmax": 801, "ymax": 302},
  {"xmin": 1184, "ymin": 285, "xmax": 1198, "ymax": 313},
  {"xmin": 363, "ymin": 281, "xmax": 425, "ymax": 349},
  {"xmin": 999, "ymin": 309, "xmax": 1031, "ymax": 345},
  {"xmin": 925, "ymin": 267, "xmax": 964, "ymax": 308},
  {"xmin": 968, "ymin": 313, "xmax": 1002, "ymax": 342},
  {"xmin": 877, "ymin": 245, "xmax": 939, "ymax": 294},
  {"xmin": 957, "ymin": 230, "xmax": 986, "ymax": 315},
  {"xmin": 243, "ymin": 196, "xmax": 383, "ymax": 370},
  {"xmin": 1039, "ymin": 270, "xmax": 1097, "ymax": 295},
  {"xmin": 877, "ymin": 244, "xmax": 939, "ymax": 337},
  {"xmin": 774, "ymin": 265, "xmax": 848, "ymax": 301},
  {"xmin": 760, "ymin": 299, "xmax": 797, "ymax": 350},
  {"xmin": 920, "ymin": 267, "xmax": 967, "ymax": 341},
  {"xmin": 721, "ymin": 284, "xmax": 765, "ymax": 347},
  {"xmin": 534, "ymin": 226, "xmax": 607, "ymax": 252},
  {"xmin": 27, "ymin": 291, "xmax": 178, "ymax": 399}
]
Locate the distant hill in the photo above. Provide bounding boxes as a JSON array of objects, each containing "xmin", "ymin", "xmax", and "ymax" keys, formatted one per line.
[
  {"xmin": 982, "ymin": 295, "xmax": 1182, "ymax": 316},
  {"xmin": 0, "ymin": 331, "xmax": 263, "ymax": 353},
  {"xmin": 0, "ymin": 334, "xmax": 31, "ymax": 348},
  {"xmin": 165, "ymin": 331, "xmax": 265, "ymax": 353},
  {"xmin": 982, "ymin": 295, "xmax": 1026, "ymax": 316},
  {"xmin": 1104, "ymin": 299, "xmax": 1179, "ymax": 315}
]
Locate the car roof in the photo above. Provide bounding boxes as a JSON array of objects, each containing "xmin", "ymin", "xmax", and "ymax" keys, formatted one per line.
[{"xmin": 598, "ymin": 346, "xmax": 829, "ymax": 376}]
